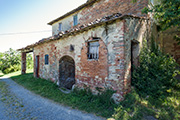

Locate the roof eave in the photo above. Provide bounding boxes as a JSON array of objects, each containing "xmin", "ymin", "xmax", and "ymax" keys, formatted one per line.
[{"xmin": 19, "ymin": 15, "xmax": 148, "ymax": 52}]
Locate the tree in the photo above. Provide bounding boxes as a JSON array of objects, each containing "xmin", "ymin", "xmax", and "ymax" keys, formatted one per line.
[
  {"xmin": 148, "ymin": 0, "xmax": 180, "ymax": 30},
  {"xmin": 0, "ymin": 52, "xmax": 4, "ymax": 71},
  {"xmin": 0, "ymin": 48, "xmax": 21, "ymax": 74},
  {"xmin": 133, "ymin": 0, "xmax": 180, "ymax": 44},
  {"xmin": 26, "ymin": 53, "xmax": 33, "ymax": 69},
  {"xmin": 0, "ymin": 48, "xmax": 33, "ymax": 74}
]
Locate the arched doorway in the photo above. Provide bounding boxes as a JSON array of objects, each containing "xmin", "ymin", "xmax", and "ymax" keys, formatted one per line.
[{"xmin": 59, "ymin": 56, "xmax": 75, "ymax": 90}]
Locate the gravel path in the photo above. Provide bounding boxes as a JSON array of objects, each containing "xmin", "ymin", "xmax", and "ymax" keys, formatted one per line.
[{"xmin": 0, "ymin": 76, "xmax": 105, "ymax": 120}]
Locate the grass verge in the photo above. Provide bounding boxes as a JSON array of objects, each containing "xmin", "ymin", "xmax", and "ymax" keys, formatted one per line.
[
  {"xmin": 113, "ymin": 87, "xmax": 180, "ymax": 120},
  {"xmin": 0, "ymin": 70, "xmax": 4, "ymax": 77},
  {"xmin": 5, "ymin": 70, "xmax": 180, "ymax": 119},
  {"xmin": 7, "ymin": 72, "xmax": 117, "ymax": 118}
]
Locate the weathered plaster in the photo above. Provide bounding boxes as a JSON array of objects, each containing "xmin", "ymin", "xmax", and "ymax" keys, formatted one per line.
[{"xmin": 34, "ymin": 19, "xmax": 129, "ymax": 102}]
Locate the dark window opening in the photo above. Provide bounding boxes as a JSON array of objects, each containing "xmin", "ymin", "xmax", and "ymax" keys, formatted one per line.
[
  {"xmin": 87, "ymin": 39, "xmax": 100, "ymax": 60},
  {"xmin": 70, "ymin": 44, "xmax": 74, "ymax": 52},
  {"xmin": 45, "ymin": 54, "xmax": 49, "ymax": 65}
]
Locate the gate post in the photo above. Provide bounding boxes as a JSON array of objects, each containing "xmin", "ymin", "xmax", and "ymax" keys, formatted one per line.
[{"xmin": 21, "ymin": 52, "xmax": 26, "ymax": 74}]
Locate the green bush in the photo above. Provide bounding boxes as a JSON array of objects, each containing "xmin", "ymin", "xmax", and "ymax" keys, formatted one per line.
[
  {"xmin": 0, "ymin": 48, "xmax": 33, "ymax": 74},
  {"xmin": 132, "ymin": 39, "xmax": 179, "ymax": 98},
  {"xmin": 3, "ymin": 64, "xmax": 21, "ymax": 74},
  {"xmin": 26, "ymin": 53, "xmax": 33, "ymax": 69},
  {"xmin": 113, "ymin": 39, "xmax": 180, "ymax": 120}
]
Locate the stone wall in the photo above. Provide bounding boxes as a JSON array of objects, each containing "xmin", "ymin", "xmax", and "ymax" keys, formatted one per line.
[
  {"xmin": 76, "ymin": 38, "xmax": 109, "ymax": 94},
  {"xmin": 33, "ymin": 18, "xmax": 149, "ymax": 103},
  {"xmin": 156, "ymin": 28, "xmax": 180, "ymax": 65},
  {"xmin": 52, "ymin": 0, "xmax": 149, "ymax": 35},
  {"xmin": 123, "ymin": 18, "xmax": 149, "ymax": 94}
]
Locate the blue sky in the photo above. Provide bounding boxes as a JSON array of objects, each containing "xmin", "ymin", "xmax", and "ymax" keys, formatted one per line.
[{"xmin": 0, "ymin": 0, "xmax": 87, "ymax": 52}]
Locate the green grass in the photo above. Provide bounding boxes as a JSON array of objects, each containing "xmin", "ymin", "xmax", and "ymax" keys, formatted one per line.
[
  {"xmin": 4, "ymin": 69, "xmax": 33, "ymax": 77},
  {"xmin": 0, "ymin": 70, "xmax": 4, "ymax": 77},
  {"xmin": 113, "ymin": 87, "xmax": 180, "ymax": 120},
  {"xmin": 4, "ymin": 70, "xmax": 180, "ymax": 119},
  {"xmin": 7, "ymin": 71, "xmax": 117, "ymax": 118}
]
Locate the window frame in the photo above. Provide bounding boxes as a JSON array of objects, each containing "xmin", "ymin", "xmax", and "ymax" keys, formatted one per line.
[
  {"xmin": 45, "ymin": 54, "xmax": 49, "ymax": 65},
  {"xmin": 59, "ymin": 23, "xmax": 62, "ymax": 31},
  {"xmin": 73, "ymin": 14, "xmax": 78, "ymax": 26},
  {"xmin": 87, "ymin": 38, "xmax": 100, "ymax": 60}
]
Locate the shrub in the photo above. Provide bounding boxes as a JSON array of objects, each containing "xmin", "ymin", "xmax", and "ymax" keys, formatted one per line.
[
  {"xmin": 3, "ymin": 64, "xmax": 21, "ymax": 74},
  {"xmin": 0, "ymin": 48, "xmax": 33, "ymax": 74},
  {"xmin": 113, "ymin": 38, "xmax": 180, "ymax": 120},
  {"xmin": 132, "ymin": 39, "xmax": 179, "ymax": 99}
]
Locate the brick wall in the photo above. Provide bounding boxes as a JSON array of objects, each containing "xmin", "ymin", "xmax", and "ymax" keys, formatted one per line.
[
  {"xmin": 79, "ymin": 0, "xmax": 148, "ymax": 25},
  {"xmin": 33, "ymin": 18, "xmax": 149, "ymax": 103},
  {"xmin": 123, "ymin": 18, "xmax": 149, "ymax": 95},
  {"xmin": 52, "ymin": 0, "xmax": 149, "ymax": 35},
  {"xmin": 21, "ymin": 52, "xmax": 26, "ymax": 74},
  {"xmin": 157, "ymin": 29, "xmax": 180, "ymax": 65},
  {"xmin": 75, "ymin": 39, "xmax": 108, "ymax": 94}
]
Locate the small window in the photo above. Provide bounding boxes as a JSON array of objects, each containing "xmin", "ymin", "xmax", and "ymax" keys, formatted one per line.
[
  {"xmin": 73, "ymin": 14, "xmax": 78, "ymax": 26},
  {"xmin": 45, "ymin": 54, "xmax": 49, "ymax": 65},
  {"xmin": 59, "ymin": 23, "xmax": 62, "ymax": 31},
  {"xmin": 87, "ymin": 39, "xmax": 100, "ymax": 60}
]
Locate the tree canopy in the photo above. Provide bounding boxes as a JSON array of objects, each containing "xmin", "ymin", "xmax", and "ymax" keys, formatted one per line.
[
  {"xmin": 0, "ymin": 48, "xmax": 33, "ymax": 74},
  {"xmin": 133, "ymin": 0, "xmax": 180, "ymax": 43},
  {"xmin": 144, "ymin": 0, "xmax": 180, "ymax": 30}
]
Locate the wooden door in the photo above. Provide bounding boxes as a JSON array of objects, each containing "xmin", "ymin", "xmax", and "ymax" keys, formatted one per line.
[{"xmin": 59, "ymin": 56, "xmax": 75, "ymax": 89}]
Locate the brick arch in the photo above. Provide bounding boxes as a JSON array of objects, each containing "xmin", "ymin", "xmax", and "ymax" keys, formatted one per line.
[
  {"xmin": 59, "ymin": 55, "xmax": 75, "ymax": 89},
  {"xmin": 76, "ymin": 37, "xmax": 108, "ymax": 91}
]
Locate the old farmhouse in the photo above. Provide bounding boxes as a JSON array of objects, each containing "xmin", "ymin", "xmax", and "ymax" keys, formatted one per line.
[{"xmin": 18, "ymin": 0, "xmax": 154, "ymax": 103}]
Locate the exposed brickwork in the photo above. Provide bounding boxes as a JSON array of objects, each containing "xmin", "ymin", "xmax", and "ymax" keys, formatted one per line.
[
  {"xmin": 18, "ymin": 0, "xmax": 151, "ymax": 103},
  {"xmin": 78, "ymin": 0, "xmax": 148, "ymax": 26},
  {"xmin": 51, "ymin": 0, "xmax": 149, "ymax": 35},
  {"xmin": 19, "ymin": 0, "xmax": 179, "ymax": 103},
  {"xmin": 21, "ymin": 52, "xmax": 26, "ymax": 75},
  {"xmin": 105, "ymin": 20, "xmax": 126, "ymax": 102},
  {"xmin": 174, "ymin": 43, "xmax": 180, "ymax": 65},
  {"xmin": 25, "ymin": 17, "xmax": 150, "ymax": 103},
  {"xmin": 157, "ymin": 30, "xmax": 180, "ymax": 65},
  {"xmin": 76, "ymin": 39, "xmax": 108, "ymax": 93},
  {"xmin": 123, "ymin": 18, "xmax": 149, "ymax": 95},
  {"xmin": 33, "ymin": 53, "xmax": 36, "ymax": 77}
]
